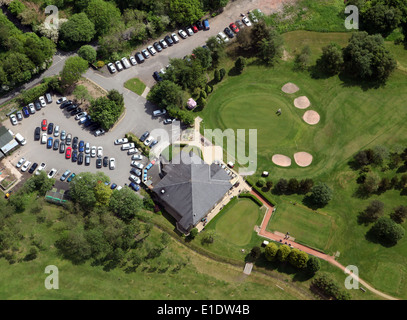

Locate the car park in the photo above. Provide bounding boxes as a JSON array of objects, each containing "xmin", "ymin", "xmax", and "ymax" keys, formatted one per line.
[
  {"xmin": 229, "ymin": 22, "xmax": 239, "ymax": 33},
  {"xmin": 66, "ymin": 147, "xmax": 72, "ymax": 159},
  {"xmin": 28, "ymin": 103, "xmax": 36, "ymax": 114},
  {"xmin": 153, "ymin": 71, "xmax": 163, "ymax": 82},
  {"xmin": 28, "ymin": 162, "xmax": 38, "ymax": 174},
  {"xmin": 224, "ymin": 27, "xmax": 234, "ymax": 38},
  {"xmin": 53, "ymin": 139, "xmax": 59, "ymax": 150},
  {"xmin": 34, "ymin": 101, "xmax": 41, "ymax": 111},
  {"xmin": 35, "ymin": 162, "xmax": 46, "ymax": 175},
  {"xmin": 21, "ymin": 161, "xmax": 31, "ymax": 172},
  {"xmin": 60, "ymin": 169, "xmax": 71, "ymax": 181},
  {"xmin": 91, "ymin": 146, "xmax": 97, "ymax": 157},
  {"xmin": 34, "ymin": 127, "xmax": 41, "ymax": 140},
  {"xmin": 129, "ymin": 56, "xmax": 137, "ymax": 66},
  {"xmin": 121, "ymin": 57, "xmax": 131, "ymax": 69},
  {"xmin": 217, "ymin": 32, "xmax": 229, "ymax": 43},
  {"xmin": 79, "ymin": 140, "xmax": 85, "ymax": 152},
  {"xmin": 178, "ymin": 29, "xmax": 188, "ymax": 39},
  {"xmin": 147, "ymin": 45, "xmax": 157, "ymax": 56},
  {"xmin": 115, "ymin": 60, "xmax": 123, "ymax": 71},
  {"xmin": 47, "ymin": 123, "xmax": 54, "ymax": 135},
  {"xmin": 39, "ymin": 96, "xmax": 46, "ymax": 107},
  {"xmin": 203, "ymin": 19, "xmax": 210, "ymax": 30},
  {"xmin": 109, "ymin": 158, "xmax": 116, "ymax": 170},
  {"xmin": 107, "ymin": 62, "xmax": 117, "ymax": 73},
  {"xmin": 22, "ymin": 107, "xmax": 30, "ymax": 118},
  {"xmin": 53, "ymin": 125, "xmax": 60, "ymax": 137},
  {"xmin": 171, "ymin": 33, "xmax": 180, "ymax": 43},
  {"xmin": 47, "ymin": 137, "xmax": 53, "ymax": 149},
  {"xmin": 16, "ymin": 111, "xmax": 23, "ymax": 121},
  {"xmin": 186, "ymin": 27, "xmax": 194, "ymax": 36},
  {"xmin": 59, "ymin": 141, "xmax": 66, "ymax": 153},
  {"xmin": 16, "ymin": 157, "xmax": 26, "ymax": 168},
  {"xmin": 42, "ymin": 119, "xmax": 47, "ymax": 131},
  {"xmin": 56, "ymin": 97, "xmax": 67, "ymax": 104},
  {"xmin": 41, "ymin": 133, "xmax": 47, "ymax": 144},
  {"xmin": 140, "ymin": 131, "xmax": 149, "ymax": 142},
  {"xmin": 159, "ymin": 39, "xmax": 168, "ymax": 49},
  {"xmin": 153, "ymin": 42, "xmax": 162, "ymax": 52},
  {"xmin": 141, "ymin": 49, "xmax": 150, "ymax": 59},
  {"xmin": 114, "ymin": 138, "xmax": 128, "ymax": 145},
  {"xmin": 135, "ymin": 52, "xmax": 145, "ymax": 63},
  {"xmin": 9, "ymin": 114, "xmax": 17, "ymax": 126},
  {"xmin": 47, "ymin": 168, "xmax": 57, "ymax": 179}
]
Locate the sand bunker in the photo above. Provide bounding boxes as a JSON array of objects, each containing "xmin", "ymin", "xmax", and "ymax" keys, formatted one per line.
[
  {"xmin": 272, "ymin": 154, "xmax": 292, "ymax": 167},
  {"xmin": 294, "ymin": 152, "xmax": 313, "ymax": 167},
  {"xmin": 294, "ymin": 96, "xmax": 310, "ymax": 109},
  {"xmin": 281, "ymin": 83, "xmax": 299, "ymax": 94},
  {"xmin": 302, "ymin": 110, "xmax": 320, "ymax": 125}
]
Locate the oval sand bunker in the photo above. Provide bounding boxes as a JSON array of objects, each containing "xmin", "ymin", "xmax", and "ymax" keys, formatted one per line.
[
  {"xmin": 282, "ymin": 83, "xmax": 299, "ymax": 94},
  {"xmin": 302, "ymin": 110, "xmax": 320, "ymax": 125},
  {"xmin": 272, "ymin": 154, "xmax": 292, "ymax": 167},
  {"xmin": 294, "ymin": 96, "xmax": 310, "ymax": 109},
  {"xmin": 294, "ymin": 152, "xmax": 313, "ymax": 167}
]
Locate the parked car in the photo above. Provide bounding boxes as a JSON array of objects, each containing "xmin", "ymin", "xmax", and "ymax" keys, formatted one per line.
[
  {"xmin": 203, "ymin": 19, "xmax": 210, "ymax": 30},
  {"xmin": 129, "ymin": 182, "xmax": 140, "ymax": 191},
  {"xmin": 103, "ymin": 156, "xmax": 109, "ymax": 167},
  {"xmin": 186, "ymin": 27, "xmax": 194, "ymax": 36},
  {"xmin": 107, "ymin": 62, "xmax": 117, "ymax": 73},
  {"xmin": 60, "ymin": 169, "xmax": 71, "ymax": 181},
  {"xmin": 195, "ymin": 20, "xmax": 203, "ymax": 30},
  {"xmin": 28, "ymin": 103, "xmax": 36, "ymax": 114},
  {"xmin": 147, "ymin": 45, "xmax": 157, "ymax": 56},
  {"xmin": 9, "ymin": 114, "xmax": 17, "ymax": 125},
  {"xmin": 131, "ymin": 161, "xmax": 144, "ymax": 170},
  {"xmin": 129, "ymin": 56, "xmax": 137, "ymax": 66},
  {"xmin": 135, "ymin": 52, "xmax": 145, "ymax": 63},
  {"xmin": 91, "ymin": 146, "xmax": 97, "ymax": 158},
  {"xmin": 16, "ymin": 157, "xmax": 26, "ymax": 168},
  {"xmin": 21, "ymin": 160, "xmax": 31, "ymax": 172},
  {"xmin": 71, "ymin": 149, "xmax": 78, "ymax": 162},
  {"xmin": 53, "ymin": 125, "xmax": 60, "ymax": 137},
  {"xmin": 56, "ymin": 97, "xmax": 67, "ymax": 104},
  {"xmin": 78, "ymin": 152, "xmax": 84, "ymax": 165},
  {"xmin": 128, "ymin": 148, "xmax": 138, "ymax": 155},
  {"xmin": 41, "ymin": 133, "xmax": 47, "ymax": 144},
  {"xmin": 236, "ymin": 19, "xmax": 244, "ymax": 29},
  {"xmin": 22, "ymin": 106, "xmax": 30, "ymax": 117},
  {"xmin": 60, "ymin": 130, "xmax": 66, "ymax": 141},
  {"xmin": 115, "ymin": 60, "xmax": 123, "ymax": 71},
  {"xmin": 47, "ymin": 168, "xmax": 57, "ymax": 179},
  {"xmin": 144, "ymin": 136, "xmax": 154, "ymax": 146},
  {"xmin": 53, "ymin": 139, "xmax": 59, "ymax": 150},
  {"xmin": 34, "ymin": 101, "xmax": 41, "ymax": 111},
  {"xmin": 150, "ymin": 140, "xmax": 158, "ymax": 148},
  {"xmin": 47, "ymin": 123, "xmax": 54, "ymax": 135},
  {"xmin": 217, "ymin": 32, "xmax": 229, "ymax": 43},
  {"xmin": 96, "ymin": 158, "xmax": 102, "ymax": 168},
  {"xmin": 41, "ymin": 119, "xmax": 47, "ymax": 131},
  {"xmin": 35, "ymin": 162, "xmax": 46, "ymax": 175},
  {"xmin": 153, "ymin": 71, "xmax": 163, "ymax": 82},
  {"xmin": 153, "ymin": 42, "xmax": 162, "ymax": 52},
  {"xmin": 39, "ymin": 96, "xmax": 46, "ymax": 107},
  {"xmin": 66, "ymin": 133, "xmax": 72, "ymax": 145},
  {"xmin": 249, "ymin": 10, "xmax": 259, "ymax": 23},
  {"xmin": 164, "ymin": 118, "xmax": 174, "ymax": 124},
  {"xmin": 34, "ymin": 127, "xmax": 41, "ymax": 140},
  {"xmin": 141, "ymin": 49, "xmax": 150, "ymax": 59},
  {"xmin": 178, "ymin": 29, "xmax": 188, "ymax": 39},
  {"xmin": 114, "ymin": 138, "xmax": 128, "ymax": 145},
  {"xmin": 60, "ymin": 100, "xmax": 72, "ymax": 109},
  {"xmin": 159, "ymin": 39, "xmax": 168, "ymax": 49},
  {"xmin": 66, "ymin": 147, "xmax": 72, "ymax": 159},
  {"xmin": 85, "ymin": 142, "xmax": 90, "ymax": 154},
  {"xmin": 67, "ymin": 173, "xmax": 76, "ymax": 182},
  {"xmin": 97, "ymin": 146, "xmax": 103, "ymax": 158},
  {"xmin": 94, "ymin": 129, "xmax": 105, "ymax": 137},
  {"xmin": 140, "ymin": 131, "xmax": 149, "ymax": 142},
  {"xmin": 191, "ymin": 24, "xmax": 198, "ymax": 33},
  {"xmin": 130, "ymin": 175, "xmax": 141, "ymax": 184},
  {"xmin": 45, "ymin": 93, "xmax": 52, "ymax": 104},
  {"xmin": 153, "ymin": 109, "xmax": 166, "ymax": 117},
  {"xmin": 109, "ymin": 158, "xmax": 116, "ymax": 170},
  {"xmin": 79, "ymin": 140, "xmax": 85, "ymax": 152},
  {"xmin": 75, "ymin": 112, "xmax": 87, "ymax": 120},
  {"xmin": 229, "ymin": 22, "xmax": 239, "ymax": 33},
  {"xmin": 171, "ymin": 33, "xmax": 180, "ymax": 43},
  {"xmin": 16, "ymin": 111, "xmax": 23, "ymax": 121},
  {"xmin": 131, "ymin": 167, "xmax": 142, "ymax": 176},
  {"xmin": 28, "ymin": 162, "xmax": 38, "ymax": 174},
  {"xmin": 47, "ymin": 137, "xmax": 53, "ymax": 149},
  {"xmin": 224, "ymin": 27, "xmax": 234, "ymax": 38},
  {"xmin": 121, "ymin": 57, "xmax": 131, "ymax": 69},
  {"xmin": 59, "ymin": 141, "xmax": 65, "ymax": 153},
  {"xmin": 132, "ymin": 154, "xmax": 142, "ymax": 161}
]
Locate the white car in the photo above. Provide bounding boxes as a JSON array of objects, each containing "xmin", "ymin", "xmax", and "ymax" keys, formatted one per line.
[
  {"xmin": 249, "ymin": 10, "xmax": 259, "ymax": 23},
  {"xmin": 130, "ymin": 175, "xmax": 141, "ymax": 184},
  {"xmin": 121, "ymin": 57, "xmax": 131, "ymax": 68},
  {"xmin": 171, "ymin": 33, "xmax": 180, "ymax": 43},
  {"xmin": 129, "ymin": 56, "xmax": 137, "ymax": 66},
  {"xmin": 186, "ymin": 27, "xmax": 194, "ymax": 36},
  {"xmin": 9, "ymin": 114, "xmax": 17, "ymax": 125},
  {"xmin": 131, "ymin": 161, "xmax": 144, "ymax": 170},
  {"xmin": 21, "ymin": 160, "xmax": 31, "ymax": 172},
  {"xmin": 16, "ymin": 157, "xmax": 26, "ymax": 168},
  {"xmin": 39, "ymin": 96, "xmax": 46, "ymax": 107},
  {"xmin": 56, "ymin": 97, "xmax": 67, "ymax": 104},
  {"xmin": 114, "ymin": 138, "xmax": 128, "ymax": 145},
  {"xmin": 109, "ymin": 158, "xmax": 116, "ymax": 170},
  {"xmin": 97, "ymin": 146, "xmax": 103, "ymax": 158},
  {"xmin": 28, "ymin": 103, "xmax": 36, "ymax": 114},
  {"xmin": 107, "ymin": 63, "xmax": 117, "ymax": 73},
  {"xmin": 35, "ymin": 162, "xmax": 46, "ymax": 175},
  {"xmin": 75, "ymin": 112, "xmax": 87, "ymax": 120},
  {"xmin": 53, "ymin": 125, "xmax": 60, "ymax": 137},
  {"xmin": 144, "ymin": 136, "xmax": 154, "ymax": 146},
  {"xmin": 242, "ymin": 15, "xmax": 252, "ymax": 26},
  {"xmin": 159, "ymin": 39, "xmax": 168, "ymax": 49},
  {"xmin": 115, "ymin": 61, "xmax": 123, "ymax": 71},
  {"xmin": 47, "ymin": 168, "xmax": 57, "ymax": 179},
  {"xmin": 141, "ymin": 49, "xmax": 150, "ymax": 59},
  {"xmin": 217, "ymin": 32, "xmax": 229, "ymax": 43},
  {"xmin": 132, "ymin": 154, "xmax": 143, "ymax": 161},
  {"xmin": 85, "ymin": 142, "xmax": 90, "ymax": 154},
  {"xmin": 91, "ymin": 146, "xmax": 97, "ymax": 158},
  {"xmin": 41, "ymin": 133, "xmax": 47, "ymax": 144},
  {"xmin": 147, "ymin": 45, "xmax": 157, "ymax": 56},
  {"xmin": 178, "ymin": 29, "xmax": 188, "ymax": 39}
]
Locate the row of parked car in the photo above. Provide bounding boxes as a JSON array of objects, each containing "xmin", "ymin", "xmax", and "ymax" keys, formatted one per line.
[
  {"xmin": 106, "ymin": 19, "xmax": 210, "ymax": 77},
  {"xmin": 9, "ymin": 93, "xmax": 53, "ymax": 126},
  {"xmin": 216, "ymin": 10, "xmax": 260, "ymax": 44}
]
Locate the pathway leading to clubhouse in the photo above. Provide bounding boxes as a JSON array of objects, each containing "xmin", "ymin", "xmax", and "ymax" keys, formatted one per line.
[{"xmin": 251, "ymin": 188, "xmax": 399, "ymax": 300}]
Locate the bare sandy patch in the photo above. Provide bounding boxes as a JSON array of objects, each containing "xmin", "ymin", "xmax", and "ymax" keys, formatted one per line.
[
  {"xmin": 294, "ymin": 96, "xmax": 310, "ymax": 109},
  {"xmin": 302, "ymin": 110, "xmax": 320, "ymax": 125},
  {"xmin": 294, "ymin": 152, "xmax": 313, "ymax": 167},
  {"xmin": 282, "ymin": 83, "xmax": 299, "ymax": 94},
  {"xmin": 272, "ymin": 154, "xmax": 292, "ymax": 167}
]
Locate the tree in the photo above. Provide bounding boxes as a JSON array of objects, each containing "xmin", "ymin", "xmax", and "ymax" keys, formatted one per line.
[
  {"xmin": 147, "ymin": 80, "xmax": 184, "ymax": 109},
  {"xmin": 78, "ymin": 45, "xmax": 97, "ymax": 64},
  {"xmin": 276, "ymin": 244, "xmax": 291, "ymax": 262},
  {"xmin": 214, "ymin": 69, "xmax": 221, "ymax": 82},
  {"xmin": 168, "ymin": 0, "xmax": 204, "ymax": 25},
  {"xmin": 59, "ymin": 13, "xmax": 96, "ymax": 46},
  {"xmin": 249, "ymin": 246, "xmax": 261, "ymax": 261},
  {"xmin": 298, "ymin": 178, "xmax": 314, "ymax": 194},
  {"xmin": 22, "ymin": 170, "xmax": 55, "ymax": 196},
  {"xmin": 60, "ymin": 56, "xmax": 89, "ymax": 88},
  {"xmin": 8, "ymin": 193, "xmax": 30, "ymax": 213},
  {"xmin": 294, "ymin": 45, "xmax": 311, "ymax": 71},
  {"xmin": 369, "ymin": 217, "xmax": 405, "ymax": 245},
  {"xmin": 264, "ymin": 242, "xmax": 278, "ymax": 261},
  {"xmin": 85, "ymin": 0, "xmax": 122, "ymax": 36},
  {"xmin": 202, "ymin": 0, "xmax": 229, "ymax": 12},
  {"xmin": 306, "ymin": 256, "xmax": 321, "ymax": 275},
  {"xmin": 94, "ymin": 182, "xmax": 113, "ymax": 207},
  {"xmin": 342, "ymin": 32, "xmax": 396, "ymax": 83},
  {"xmin": 234, "ymin": 56, "xmax": 247, "ymax": 74},
  {"xmin": 390, "ymin": 205, "xmax": 407, "ymax": 224},
  {"xmin": 109, "ymin": 186, "xmax": 143, "ymax": 222},
  {"xmin": 358, "ymin": 200, "xmax": 384, "ymax": 224},
  {"xmin": 256, "ymin": 178, "xmax": 266, "ymax": 188},
  {"xmin": 309, "ymin": 183, "xmax": 333, "ymax": 207},
  {"xmin": 315, "ymin": 42, "xmax": 343, "ymax": 76},
  {"xmin": 288, "ymin": 248, "xmax": 309, "ymax": 269},
  {"xmin": 236, "ymin": 27, "xmax": 252, "ymax": 51},
  {"xmin": 8, "ymin": 0, "xmax": 26, "ymax": 16},
  {"xmin": 73, "ymin": 84, "xmax": 91, "ymax": 105},
  {"xmin": 274, "ymin": 178, "xmax": 288, "ymax": 195},
  {"xmin": 192, "ymin": 46, "xmax": 212, "ymax": 70},
  {"xmin": 266, "ymin": 180, "xmax": 273, "ymax": 191},
  {"xmin": 361, "ymin": 173, "xmax": 381, "ymax": 195},
  {"xmin": 250, "ymin": 21, "xmax": 283, "ymax": 65},
  {"xmin": 361, "ymin": 3, "xmax": 402, "ymax": 37},
  {"xmin": 188, "ymin": 228, "xmax": 198, "ymax": 239},
  {"xmin": 55, "ymin": 229, "xmax": 92, "ymax": 264},
  {"xmin": 287, "ymin": 178, "xmax": 299, "ymax": 194},
  {"xmin": 88, "ymin": 94, "xmax": 124, "ymax": 130}
]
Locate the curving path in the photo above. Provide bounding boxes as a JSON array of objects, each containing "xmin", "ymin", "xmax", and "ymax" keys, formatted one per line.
[{"xmin": 251, "ymin": 188, "xmax": 400, "ymax": 300}]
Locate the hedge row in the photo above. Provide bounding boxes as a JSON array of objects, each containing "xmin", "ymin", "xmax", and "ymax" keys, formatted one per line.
[
  {"xmin": 125, "ymin": 132, "xmax": 150, "ymax": 156},
  {"xmin": 245, "ymin": 176, "xmax": 277, "ymax": 206},
  {"xmin": 238, "ymin": 192, "xmax": 263, "ymax": 207}
]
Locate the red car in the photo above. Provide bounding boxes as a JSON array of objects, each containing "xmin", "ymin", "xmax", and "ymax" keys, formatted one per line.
[
  {"xmin": 65, "ymin": 147, "xmax": 72, "ymax": 159},
  {"xmin": 229, "ymin": 22, "xmax": 239, "ymax": 33},
  {"xmin": 41, "ymin": 119, "xmax": 47, "ymax": 131},
  {"xmin": 192, "ymin": 25, "xmax": 198, "ymax": 33}
]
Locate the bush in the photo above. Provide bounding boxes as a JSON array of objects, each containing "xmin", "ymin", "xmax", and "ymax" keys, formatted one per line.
[
  {"xmin": 312, "ymin": 273, "xmax": 351, "ymax": 300},
  {"xmin": 96, "ymin": 61, "xmax": 105, "ymax": 68},
  {"xmin": 369, "ymin": 217, "xmax": 405, "ymax": 245}
]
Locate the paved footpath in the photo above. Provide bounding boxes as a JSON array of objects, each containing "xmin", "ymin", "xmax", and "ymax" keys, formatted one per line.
[{"xmin": 251, "ymin": 188, "xmax": 399, "ymax": 300}]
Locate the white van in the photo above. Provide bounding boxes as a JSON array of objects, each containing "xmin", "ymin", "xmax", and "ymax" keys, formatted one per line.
[
  {"xmin": 121, "ymin": 57, "xmax": 131, "ymax": 69},
  {"xmin": 121, "ymin": 142, "xmax": 135, "ymax": 151},
  {"xmin": 15, "ymin": 133, "xmax": 26, "ymax": 145}
]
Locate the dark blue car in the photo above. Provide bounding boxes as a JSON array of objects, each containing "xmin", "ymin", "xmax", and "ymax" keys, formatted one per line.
[
  {"xmin": 79, "ymin": 140, "xmax": 85, "ymax": 152},
  {"xmin": 129, "ymin": 182, "xmax": 140, "ymax": 191},
  {"xmin": 22, "ymin": 107, "xmax": 30, "ymax": 118},
  {"xmin": 72, "ymin": 150, "xmax": 78, "ymax": 162},
  {"xmin": 47, "ymin": 137, "xmax": 53, "ymax": 149}
]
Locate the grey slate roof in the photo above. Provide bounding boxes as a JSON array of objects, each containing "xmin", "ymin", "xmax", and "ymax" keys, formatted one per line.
[{"xmin": 153, "ymin": 152, "xmax": 232, "ymax": 232}]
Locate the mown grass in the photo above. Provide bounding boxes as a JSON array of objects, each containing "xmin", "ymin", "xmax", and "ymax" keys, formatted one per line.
[{"xmin": 124, "ymin": 77, "xmax": 147, "ymax": 96}]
